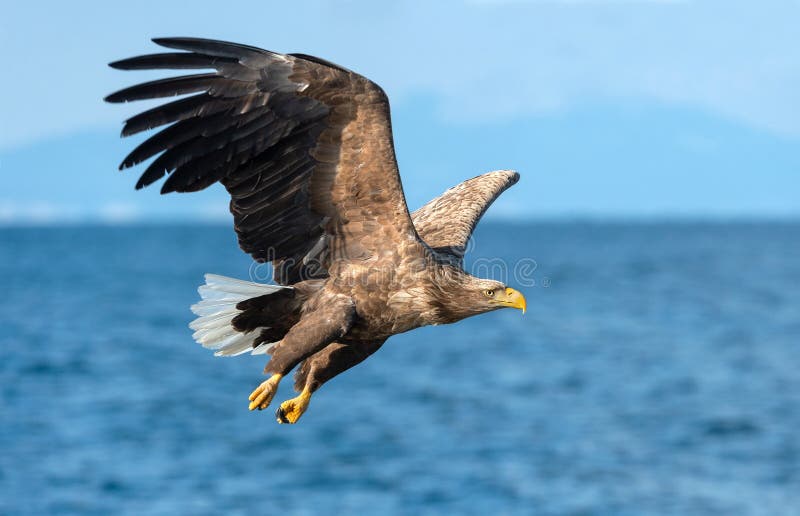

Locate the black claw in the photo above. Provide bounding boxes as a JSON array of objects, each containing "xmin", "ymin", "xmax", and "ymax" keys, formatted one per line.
[{"xmin": 276, "ymin": 407, "xmax": 289, "ymax": 424}]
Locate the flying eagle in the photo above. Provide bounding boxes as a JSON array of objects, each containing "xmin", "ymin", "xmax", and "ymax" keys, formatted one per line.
[{"xmin": 106, "ymin": 38, "xmax": 526, "ymax": 424}]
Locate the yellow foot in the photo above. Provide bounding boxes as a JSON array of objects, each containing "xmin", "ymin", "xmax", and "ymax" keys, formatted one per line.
[
  {"xmin": 248, "ymin": 374, "xmax": 283, "ymax": 411},
  {"xmin": 275, "ymin": 388, "xmax": 312, "ymax": 424}
]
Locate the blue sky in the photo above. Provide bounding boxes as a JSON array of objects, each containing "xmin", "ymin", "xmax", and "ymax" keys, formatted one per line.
[{"xmin": 1, "ymin": 0, "xmax": 798, "ymax": 222}]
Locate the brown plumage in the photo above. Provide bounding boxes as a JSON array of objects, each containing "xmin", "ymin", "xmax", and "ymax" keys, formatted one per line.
[{"xmin": 106, "ymin": 38, "xmax": 526, "ymax": 424}]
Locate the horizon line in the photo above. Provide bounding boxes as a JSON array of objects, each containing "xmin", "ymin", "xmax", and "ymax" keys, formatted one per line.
[{"xmin": 2, "ymin": 214, "xmax": 799, "ymax": 229}]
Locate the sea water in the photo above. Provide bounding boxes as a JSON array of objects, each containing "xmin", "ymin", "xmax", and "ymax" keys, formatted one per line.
[{"xmin": 1, "ymin": 222, "xmax": 798, "ymax": 515}]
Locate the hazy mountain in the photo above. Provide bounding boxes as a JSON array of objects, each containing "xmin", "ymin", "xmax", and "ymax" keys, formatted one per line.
[{"xmin": 2, "ymin": 97, "xmax": 797, "ymax": 224}]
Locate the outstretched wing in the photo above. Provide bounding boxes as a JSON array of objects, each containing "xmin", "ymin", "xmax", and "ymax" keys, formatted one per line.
[
  {"xmin": 106, "ymin": 38, "xmax": 421, "ymax": 284},
  {"xmin": 411, "ymin": 170, "xmax": 519, "ymax": 259}
]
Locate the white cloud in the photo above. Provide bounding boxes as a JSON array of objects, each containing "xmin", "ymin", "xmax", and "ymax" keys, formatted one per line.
[
  {"xmin": 0, "ymin": 202, "xmax": 82, "ymax": 224},
  {"xmin": 99, "ymin": 202, "xmax": 140, "ymax": 223}
]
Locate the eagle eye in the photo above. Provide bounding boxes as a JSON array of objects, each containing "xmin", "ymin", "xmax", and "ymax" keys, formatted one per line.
[{"xmin": 484, "ymin": 289, "xmax": 495, "ymax": 297}]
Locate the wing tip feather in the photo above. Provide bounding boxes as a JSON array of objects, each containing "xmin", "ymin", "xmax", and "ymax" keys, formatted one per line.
[
  {"xmin": 108, "ymin": 58, "xmax": 137, "ymax": 70},
  {"xmin": 486, "ymin": 169, "xmax": 520, "ymax": 186},
  {"xmin": 104, "ymin": 92, "xmax": 123, "ymax": 103}
]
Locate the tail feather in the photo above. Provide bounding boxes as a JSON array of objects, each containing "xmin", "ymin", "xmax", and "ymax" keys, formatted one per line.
[
  {"xmin": 208, "ymin": 332, "xmax": 257, "ymax": 357},
  {"xmin": 190, "ymin": 274, "xmax": 290, "ymax": 357},
  {"xmin": 250, "ymin": 342, "xmax": 274, "ymax": 355}
]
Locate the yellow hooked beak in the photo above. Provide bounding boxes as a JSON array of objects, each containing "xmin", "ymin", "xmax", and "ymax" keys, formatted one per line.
[{"xmin": 498, "ymin": 287, "xmax": 526, "ymax": 314}]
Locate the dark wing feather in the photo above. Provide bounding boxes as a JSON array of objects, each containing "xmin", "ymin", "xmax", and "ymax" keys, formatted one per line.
[
  {"xmin": 104, "ymin": 74, "xmax": 224, "ymax": 102},
  {"xmin": 107, "ymin": 38, "xmax": 422, "ymax": 284},
  {"xmin": 411, "ymin": 170, "xmax": 519, "ymax": 259},
  {"xmin": 110, "ymin": 52, "xmax": 235, "ymax": 71}
]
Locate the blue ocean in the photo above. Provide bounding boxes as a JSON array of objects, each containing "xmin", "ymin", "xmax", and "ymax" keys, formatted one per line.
[{"xmin": 1, "ymin": 222, "xmax": 799, "ymax": 515}]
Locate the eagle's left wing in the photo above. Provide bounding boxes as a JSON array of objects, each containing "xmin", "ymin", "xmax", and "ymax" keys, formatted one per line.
[{"xmin": 411, "ymin": 170, "xmax": 519, "ymax": 258}]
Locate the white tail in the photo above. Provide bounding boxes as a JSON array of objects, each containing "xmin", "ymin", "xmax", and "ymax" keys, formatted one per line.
[{"xmin": 189, "ymin": 274, "xmax": 290, "ymax": 357}]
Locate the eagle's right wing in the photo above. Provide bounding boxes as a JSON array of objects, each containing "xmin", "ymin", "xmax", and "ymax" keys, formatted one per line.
[
  {"xmin": 411, "ymin": 170, "xmax": 519, "ymax": 259},
  {"xmin": 106, "ymin": 38, "xmax": 422, "ymax": 284}
]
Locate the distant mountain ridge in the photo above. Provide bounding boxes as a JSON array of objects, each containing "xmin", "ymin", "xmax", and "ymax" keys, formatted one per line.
[{"xmin": 2, "ymin": 98, "xmax": 798, "ymax": 223}]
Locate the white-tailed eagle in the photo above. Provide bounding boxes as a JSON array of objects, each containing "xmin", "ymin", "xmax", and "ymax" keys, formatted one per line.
[{"xmin": 106, "ymin": 38, "xmax": 526, "ymax": 424}]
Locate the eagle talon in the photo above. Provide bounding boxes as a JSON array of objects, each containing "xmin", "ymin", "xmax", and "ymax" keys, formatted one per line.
[
  {"xmin": 275, "ymin": 388, "xmax": 312, "ymax": 424},
  {"xmin": 276, "ymin": 407, "xmax": 289, "ymax": 424},
  {"xmin": 247, "ymin": 374, "xmax": 282, "ymax": 411}
]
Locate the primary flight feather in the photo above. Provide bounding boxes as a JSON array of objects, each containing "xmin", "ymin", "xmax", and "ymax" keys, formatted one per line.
[{"xmin": 106, "ymin": 37, "xmax": 526, "ymax": 424}]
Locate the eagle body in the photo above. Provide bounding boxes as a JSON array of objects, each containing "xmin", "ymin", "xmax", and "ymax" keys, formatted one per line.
[{"xmin": 107, "ymin": 38, "xmax": 526, "ymax": 424}]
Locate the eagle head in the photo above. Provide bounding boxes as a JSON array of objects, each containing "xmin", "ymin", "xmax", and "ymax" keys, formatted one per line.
[
  {"xmin": 472, "ymin": 279, "xmax": 526, "ymax": 315},
  {"xmin": 433, "ymin": 275, "xmax": 527, "ymax": 323}
]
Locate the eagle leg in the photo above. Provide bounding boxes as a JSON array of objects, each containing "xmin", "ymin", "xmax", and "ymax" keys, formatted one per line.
[
  {"xmin": 275, "ymin": 386, "xmax": 312, "ymax": 424},
  {"xmin": 250, "ymin": 293, "xmax": 355, "ymax": 419},
  {"xmin": 273, "ymin": 339, "xmax": 387, "ymax": 424},
  {"xmin": 248, "ymin": 373, "xmax": 283, "ymax": 411}
]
